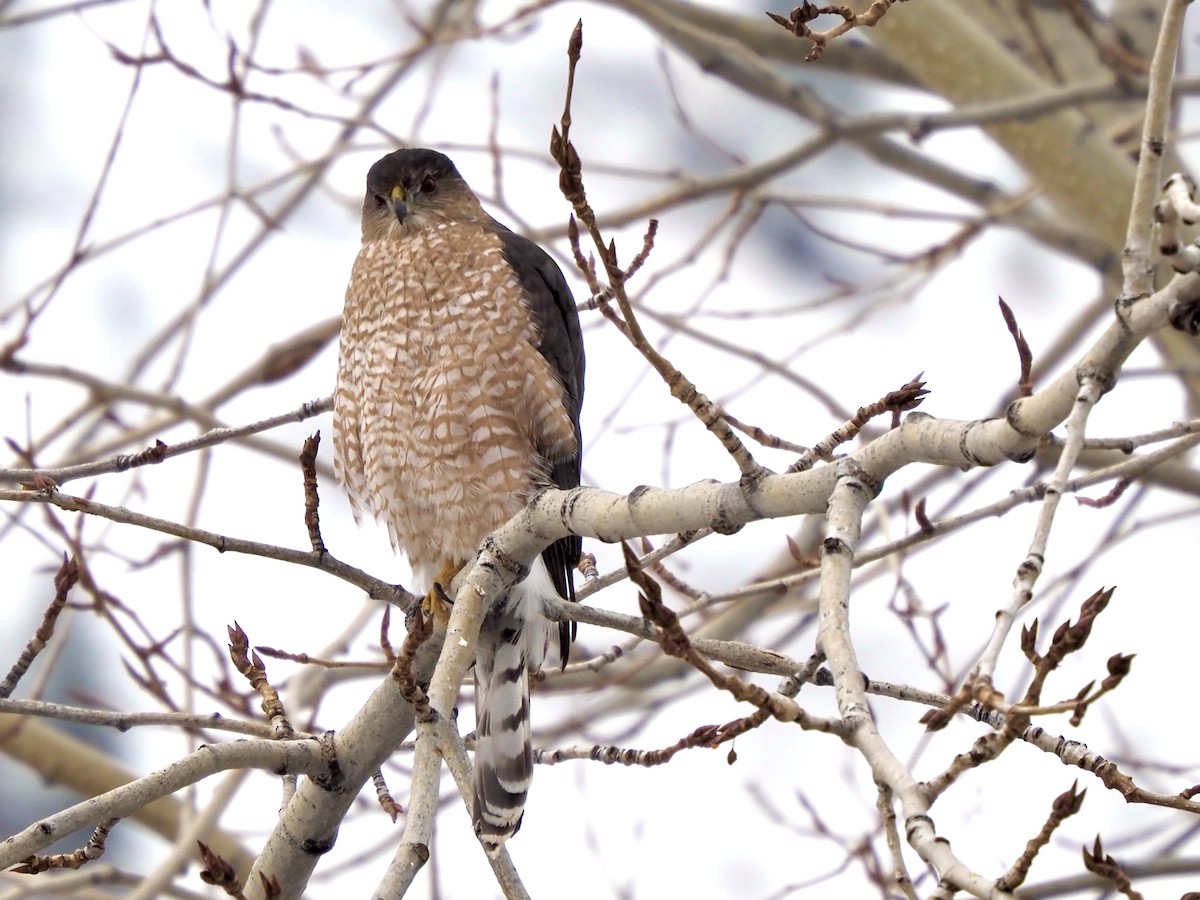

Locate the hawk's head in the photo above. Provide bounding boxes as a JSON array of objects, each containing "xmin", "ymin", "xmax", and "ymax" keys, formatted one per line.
[{"xmin": 360, "ymin": 148, "xmax": 482, "ymax": 241}]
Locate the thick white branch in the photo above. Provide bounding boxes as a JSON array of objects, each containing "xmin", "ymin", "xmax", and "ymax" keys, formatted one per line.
[
  {"xmin": 374, "ymin": 718, "xmax": 441, "ymax": 898},
  {"xmin": 1123, "ymin": 0, "xmax": 1191, "ymax": 296},
  {"xmin": 243, "ymin": 662, "xmax": 432, "ymax": 898},
  {"xmin": 0, "ymin": 738, "xmax": 330, "ymax": 868}
]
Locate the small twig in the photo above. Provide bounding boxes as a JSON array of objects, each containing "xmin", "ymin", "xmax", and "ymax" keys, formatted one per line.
[
  {"xmin": 0, "ymin": 485, "xmax": 414, "ymax": 608},
  {"xmin": 372, "ymin": 769, "xmax": 403, "ymax": 822},
  {"xmin": 379, "ymin": 605, "xmax": 396, "ymax": 663},
  {"xmin": 12, "ymin": 818, "xmax": 118, "ymax": 874},
  {"xmin": 622, "ymin": 542, "xmax": 840, "ymax": 733},
  {"xmin": 539, "ymin": 721, "xmax": 723, "ymax": 768},
  {"xmin": 1018, "ymin": 587, "xmax": 1117, "ymax": 711},
  {"xmin": 995, "ymin": 783, "xmax": 1086, "ymax": 892},
  {"xmin": 0, "ymin": 396, "xmax": 333, "ymax": 488},
  {"xmin": 197, "ymin": 840, "xmax": 243, "ymax": 894},
  {"xmin": 724, "ymin": 412, "xmax": 809, "ymax": 454},
  {"xmin": 767, "ymin": 1, "xmax": 905, "ymax": 62},
  {"xmin": 228, "ymin": 623, "xmax": 294, "ymax": 741},
  {"xmin": 787, "ymin": 375, "xmax": 928, "ymax": 473},
  {"xmin": 640, "ymin": 536, "xmax": 705, "ymax": 599},
  {"xmin": 0, "ymin": 554, "xmax": 77, "ymax": 699},
  {"xmin": 551, "ymin": 22, "xmax": 766, "ymax": 480},
  {"xmin": 1067, "ymin": 652, "xmax": 1134, "ymax": 727},
  {"xmin": 251, "ymin": 646, "xmax": 387, "ymax": 670},
  {"xmin": 969, "ymin": 365, "xmax": 1107, "ymax": 696},
  {"xmin": 0, "ymin": 696, "xmax": 280, "ymax": 738},
  {"xmin": 998, "ymin": 297, "xmax": 1034, "ymax": 397},
  {"xmin": 1075, "ymin": 478, "xmax": 1131, "ymax": 508},
  {"xmin": 299, "ymin": 432, "xmax": 326, "ymax": 555},
  {"xmin": 923, "ymin": 588, "xmax": 1124, "ymax": 795},
  {"xmin": 1082, "ymin": 836, "xmax": 1144, "ymax": 900},
  {"xmin": 391, "ymin": 610, "xmax": 434, "ymax": 721},
  {"xmin": 877, "ymin": 784, "xmax": 917, "ymax": 900}
]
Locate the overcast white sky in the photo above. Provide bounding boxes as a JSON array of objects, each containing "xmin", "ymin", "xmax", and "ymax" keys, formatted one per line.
[{"xmin": 3, "ymin": 2, "xmax": 1200, "ymax": 898}]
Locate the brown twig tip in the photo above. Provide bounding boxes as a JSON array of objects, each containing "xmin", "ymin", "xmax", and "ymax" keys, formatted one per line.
[
  {"xmin": 568, "ymin": 19, "xmax": 582, "ymax": 61},
  {"xmin": 197, "ymin": 840, "xmax": 241, "ymax": 889},
  {"xmin": 567, "ymin": 216, "xmax": 601, "ymax": 295},
  {"xmin": 1, "ymin": 554, "xmax": 78, "ymax": 700},
  {"xmin": 998, "ymin": 297, "xmax": 1034, "ymax": 396},
  {"xmin": 1014, "ymin": 587, "xmax": 1127, "ymax": 726},
  {"xmin": 1053, "ymin": 781, "xmax": 1087, "ymax": 817},
  {"xmin": 258, "ymin": 871, "xmax": 283, "ymax": 898},
  {"xmin": 625, "ymin": 220, "xmax": 658, "ymax": 280},
  {"xmin": 1076, "ymin": 478, "xmax": 1130, "ymax": 509},
  {"xmin": 622, "ymin": 541, "xmax": 665, "ymax": 620},
  {"xmin": 913, "ymin": 497, "xmax": 934, "ymax": 534},
  {"xmin": 372, "ymin": 769, "xmax": 403, "ymax": 822},
  {"xmin": 552, "ymin": 21, "xmax": 595, "ymax": 228},
  {"xmin": 791, "ymin": 374, "xmax": 928, "ymax": 471},
  {"xmin": 228, "ymin": 621, "xmax": 251, "ymax": 670},
  {"xmin": 227, "ymin": 621, "xmax": 291, "ymax": 735},
  {"xmin": 886, "ymin": 374, "xmax": 929, "ymax": 427},
  {"xmin": 1082, "ymin": 836, "xmax": 1144, "ymax": 899},
  {"xmin": 577, "ymin": 551, "xmax": 599, "ymax": 582},
  {"xmin": 785, "ymin": 534, "xmax": 820, "ymax": 568},
  {"xmin": 890, "ymin": 374, "xmax": 929, "ymax": 408},
  {"xmin": 541, "ymin": 720, "xmax": 763, "ymax": 768},
  {"xmin": 1104, "ymin": 652, "xmax": 1134, "ymax": 687},
  {"xmin": 1070, "ymin": 651, "xmax": 1135, "ymax": 726},
  {"xmin": 55, "ymin": 553, "xmax": 80, "ymax": 592},
  {"xmin": 1020, "ymin": 619, "xmax": 1040, "ymax": 662},
  {"xmin": 918, "ymin": 688, "xmax": 970, "ymax": 732},
  {"xmin": 379, "ymin": 604, "xmax": 396, "ymax": 662},
  {"xmin": 300, "ymin": 431, "xmax": 326, "ymax": 554},
  {"xmin": 996, "ymin": 782, "xmax": 1086, "ymax": 892},
  {"xmin": 1028, "ymin": 586, "xmax": 1113, "ymax": 668}
]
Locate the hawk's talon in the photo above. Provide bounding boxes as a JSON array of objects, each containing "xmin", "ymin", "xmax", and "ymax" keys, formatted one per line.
[
  {"xmin": 421, "ymin": 583, "xmax": 454, "ymax": 628},
  {"xmin": 420, "ymin": 562, "xmax": 461, "ymax": 628},
  {"xmin": 433, "ymin": 582, "xmax": 453, "ymax": 607}
]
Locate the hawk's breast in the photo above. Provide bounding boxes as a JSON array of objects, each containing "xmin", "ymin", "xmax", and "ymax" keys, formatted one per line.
[{"xmin": 333, "ymin": 221, "xmax": 577, "ymax": 571}]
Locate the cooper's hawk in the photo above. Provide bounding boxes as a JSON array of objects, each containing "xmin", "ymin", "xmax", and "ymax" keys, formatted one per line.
[{"xmin": 333, "ymin": 148, "xmax": 584, "ymax": 853}]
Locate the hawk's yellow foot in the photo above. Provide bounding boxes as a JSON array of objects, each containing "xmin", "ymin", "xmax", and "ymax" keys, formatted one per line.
[{"xmin": 420, "ymin": 561, "xmax": 462, "ymax": 627}]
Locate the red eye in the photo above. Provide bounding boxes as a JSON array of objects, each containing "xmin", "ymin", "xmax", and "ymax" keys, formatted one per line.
[{"xmin": 421, "ymin": 175, "xmax": 437, "ymax": 194}]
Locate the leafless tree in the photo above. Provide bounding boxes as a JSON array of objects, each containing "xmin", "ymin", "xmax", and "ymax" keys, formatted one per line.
[{"xmin": 2, "ymin": 1, "xmax": 1200, "ymax": 898}]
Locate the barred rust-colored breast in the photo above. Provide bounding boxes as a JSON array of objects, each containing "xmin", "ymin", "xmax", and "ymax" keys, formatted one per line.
[{"xmin": 333, "ymin": 221, "xmax": 578, "ymax": 571}]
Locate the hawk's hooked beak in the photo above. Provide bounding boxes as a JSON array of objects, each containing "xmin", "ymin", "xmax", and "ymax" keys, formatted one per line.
[{"xmin": 388, "ymin": 184, "xmax": 409, "ymax": 224}]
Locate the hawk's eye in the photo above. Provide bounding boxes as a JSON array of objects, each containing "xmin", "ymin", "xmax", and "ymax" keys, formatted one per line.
[
  {"xmin": 372, "ymin": 192, "xmax": 387, "ymax": 208},
  {"xmin": 420, "ymin": 175, "xmax": 437, "ymax": 194}
]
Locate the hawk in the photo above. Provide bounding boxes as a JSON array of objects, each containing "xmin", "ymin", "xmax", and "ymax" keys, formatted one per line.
[{"xmin": 332, "ymin": 148, "xmax": 584, "ymax": 853}]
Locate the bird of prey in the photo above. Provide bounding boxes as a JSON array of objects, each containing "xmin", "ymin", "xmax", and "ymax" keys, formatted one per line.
[{"xmin": 333, "ymin": 148, "xmax": 584, "ymax": 853}]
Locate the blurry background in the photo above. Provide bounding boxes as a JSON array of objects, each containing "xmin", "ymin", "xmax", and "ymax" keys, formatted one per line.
[{"xmin": 2, "ymin": 0, "xmax": 1200, "ymax": 897}]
